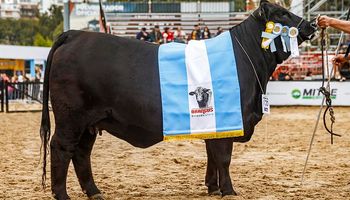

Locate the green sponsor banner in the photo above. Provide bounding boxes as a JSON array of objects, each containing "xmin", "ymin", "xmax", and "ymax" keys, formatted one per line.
[{"xmin": 291, "ymin": 88, "xmax": 337, "ymax": 100}]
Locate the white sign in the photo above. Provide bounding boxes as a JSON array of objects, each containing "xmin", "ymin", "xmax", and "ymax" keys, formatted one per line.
[
  {"xmin": 267, "ymin": 81, "xmax": 350, "ymax": 106},
  {"xmin": 75, "ymin": 4, "xmax": 124, "ymax": 16}
]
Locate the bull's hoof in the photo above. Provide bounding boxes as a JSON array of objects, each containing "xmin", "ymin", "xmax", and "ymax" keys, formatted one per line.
[
  {"xmin": 208, "ymin": 189, "xmax": 221, "ymax": 196},
  {"xmin": 89, "ymin": 193, "xmax": 105, "ymax": 200},
  {"xmin": 221, "ymin": 189, "xmax": 238, "ymax": 197},
  {"xmin": 52, "ymin": 193, "xmax": 71, "ymax": 200}
]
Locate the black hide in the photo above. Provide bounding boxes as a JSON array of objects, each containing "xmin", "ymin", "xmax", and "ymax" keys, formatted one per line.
[{"xmin": 40, "ymin": 1, "xmax": 316, "ymax": 199}]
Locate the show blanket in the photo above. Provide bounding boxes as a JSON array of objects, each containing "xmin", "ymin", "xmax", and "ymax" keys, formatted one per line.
[{"xmin": 158, "ymin": 31, "xmax": 244, "ymax": 140}]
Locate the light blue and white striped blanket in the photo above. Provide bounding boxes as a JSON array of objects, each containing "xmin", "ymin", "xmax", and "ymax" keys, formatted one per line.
[{"xmin": 158, "ymin": 31, "xmax": 244, "ymax": 140}]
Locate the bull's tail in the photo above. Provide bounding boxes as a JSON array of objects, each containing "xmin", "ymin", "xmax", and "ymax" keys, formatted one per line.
[{"xmin": 40, "ymin": 32, "xmax": 69, "ymax": 189}]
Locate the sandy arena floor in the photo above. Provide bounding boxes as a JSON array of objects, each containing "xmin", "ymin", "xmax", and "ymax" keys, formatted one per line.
[{"xmin": 0, "ymin": 107, "xmax": 349, "ymax": 200}]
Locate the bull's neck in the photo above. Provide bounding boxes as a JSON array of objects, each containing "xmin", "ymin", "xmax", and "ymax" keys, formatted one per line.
[{"xmin": 230, "ymin": 16, "xmax": 279, "ymax": 86}]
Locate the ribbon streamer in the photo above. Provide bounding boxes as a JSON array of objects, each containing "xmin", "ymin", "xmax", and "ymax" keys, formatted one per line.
[
  {"xmin": 261, "ymin": 21, "xmax": 275, "ymax": 49},
  {"xmin": 281, "ymin": 26, "xmax": 290, "ymax": 52},
  {"xmin": 261, "ymin": 22, "xmax": 283, "ymax": 52},
  {"xmin": 271, "ymin": 23, "xmax": 282, "ymax": 52},
  {"xmin": 261, "ymin": 32, "xmax": 279, "ymax": 52},
  {"xmin": 289, "ymin": 27, "xmax": 299, "ymax": 57}
]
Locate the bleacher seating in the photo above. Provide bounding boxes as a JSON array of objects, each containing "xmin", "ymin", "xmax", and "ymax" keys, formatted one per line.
[
  {"xmin": 106, "ymin": 12, "xmax": 249, "ymax": 37},
  {"xmin": 275, "ymin": 52, "xmax": 335, "ymax": 80}
]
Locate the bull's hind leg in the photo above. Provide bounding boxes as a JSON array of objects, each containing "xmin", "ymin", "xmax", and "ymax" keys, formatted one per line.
[
  {"xmin": 50, "ymin": 131, "xmax": 75, "ymax": 200},
  {"xmin": 50, "ymin": 123, "xmax": 84, "ymax": 200},
  {"xmin": 72, "ymin": 130, "xmax": 103, "ymax": 200},
  {"xmin": 205, "ymin": 138, "xmax": 236, "ymax": 196}
]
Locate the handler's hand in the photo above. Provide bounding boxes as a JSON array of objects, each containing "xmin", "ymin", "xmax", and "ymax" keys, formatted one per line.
[
  {"xmin": 317, "ymin": 16, "xmax": 333, "ymax": 28},
  {"xmin": 333, "ymin": 54, "xmax": 348, "ymax": 67}
]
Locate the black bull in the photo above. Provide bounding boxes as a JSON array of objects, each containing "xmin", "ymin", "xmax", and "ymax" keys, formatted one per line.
[{"xmin": 40, "ymin": 1, "xmax": 316, "ymax": 199}]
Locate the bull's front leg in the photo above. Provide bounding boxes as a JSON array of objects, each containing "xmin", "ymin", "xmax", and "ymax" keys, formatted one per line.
[
  {"xmin": 205, "ymin": 138, "xmax": 237, "ymax": 196},
  {"xmin": 205, "ymin": 141, "xmax": 220, "ymax": 195}
]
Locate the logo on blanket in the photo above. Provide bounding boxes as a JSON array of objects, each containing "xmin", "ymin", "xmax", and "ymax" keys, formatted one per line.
[{"xmin": 189, "ymin": 86, "xmax": 214, "ymax": 117}]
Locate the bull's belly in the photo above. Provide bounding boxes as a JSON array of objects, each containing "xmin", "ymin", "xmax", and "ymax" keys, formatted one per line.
[{"xmin": 96, "ymin": 117, "xmax": 163, "ymax": 148}]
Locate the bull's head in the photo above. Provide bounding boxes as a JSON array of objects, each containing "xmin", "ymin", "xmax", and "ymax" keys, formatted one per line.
[
  {"xmin": 256, "ymin": 0, "xmax": 317, "ymax": 42},
  {"xmin": 253, "ymin": 0, "xmax": 317, "ymax": 63},
  {"xmin": 189, "ymin": 87, "xmax": 212, "ymax": 108}
]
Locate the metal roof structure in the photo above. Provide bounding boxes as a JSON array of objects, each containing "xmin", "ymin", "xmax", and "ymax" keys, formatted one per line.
[{"xmin": 0, "ymin": 45, "xmax": 50, "ymax": 60}]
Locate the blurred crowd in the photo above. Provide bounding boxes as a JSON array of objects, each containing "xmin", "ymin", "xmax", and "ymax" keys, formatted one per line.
[
  {"xmin": 136, "ymin": 25, "xmax": 224, "ymax": 44},
  {"xmin": 0, "ymin": 67, "xmax": 42, "ymax": 100},
  {"xmin": 0, "ymin": 67, "xmax": 41, "ymax": 84}
]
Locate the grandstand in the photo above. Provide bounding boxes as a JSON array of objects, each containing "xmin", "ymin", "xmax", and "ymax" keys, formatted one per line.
[
  {"xmin": 100, "ymin": 0, "xmax": 350, "ymax": 47},
  {"xmin": 106, "ymin": 12, "xmax": 248, "ymax": 37},
  {"xmin": 103, "ymin": 0, "xmax": 247, "ymax": 36},
  {"xmin": 66, "ymin": 0, "xmax": 350, "ymax": 80}
]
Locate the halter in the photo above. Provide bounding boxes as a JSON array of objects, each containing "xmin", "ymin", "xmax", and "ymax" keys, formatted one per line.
[
  {"xmin": 296, "ymin": 18, "xmax": 304, "ymax": 29},
  {"xmin": 250, "ymin": 10, "xmax": 304, "ymax": 29},
  {"xmin": 296, "ymin": 18, "xmax": 306, "ymax": 41}
]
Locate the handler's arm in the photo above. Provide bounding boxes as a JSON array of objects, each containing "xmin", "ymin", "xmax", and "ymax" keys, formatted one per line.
[
  {"xmin": 318, "ymin": 16, "xmax": 350, "ymax": 34},
  {"xmin": 333, "ymin": 54, "xmax": 350, "ymax": 69}
]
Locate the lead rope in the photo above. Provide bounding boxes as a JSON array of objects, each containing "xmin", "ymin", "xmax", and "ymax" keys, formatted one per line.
[
  {"xmin": 319, "ymin": 31, "xmax": 341, "ymax": 144},
  {"xmin": 301, "ymin": 27, "xmax": 341, "ymax": 184},
  {"xmin": 318, "ymin": 28, "xmax": 341, "ymax": 143}
]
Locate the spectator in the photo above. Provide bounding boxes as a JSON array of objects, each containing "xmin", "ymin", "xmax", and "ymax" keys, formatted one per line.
[
  {"xmin": 11, "ymin": 74, "xmax": 18, "ymax": 83},
  {"xmin": 33, "ymin": 66, "xmax": 42, "ymax": 100},
  {"xmin": 23, "ymin": 74, "xmax": 29, "ymax": 82},
  {"xmin": 136, "ymin": 27, "xmax": 150, "ymax": 41},
  {"xmin": 16, "ymin": 71, "xmax": 25, "ymax": 99},
  {"xmin": 278, "ymin": 67, "xmax": 293, "ymax": 81},
  {"xmin": 17, "ymin": 71, "xmax": 23, "ymax": 83},
  {"xmin": 173, "ymin": 27, "xmax": 187, "ymax": 43},
  {"xmin": 338, "ymin": 59, "xmax": 350, "ymax": 81},
  {"xmin": 216, "ymin": 27, "xmax": 224, "ymax": 36},
  {"xmin": 202, "ymin": 26, "xmax": 211, "ymax": 39},
  {"xmin": 149, "ymin": 25, "xmax": 162, "ymax": 44},
  {"xmin": 0, "ymin": 73, "xmax": 10, "ymax": 82},
  {"xmin": 304, "ymin": 71, "xmax": 313, "ymax": 80},
  {"xmin": 35, "ymin": 66, "xmax": 42, "ymax": 82},
  {"xmin": 162, "ymin": 27, "xmax": 174, "ymax": 43},
  {"xmin": 190, "ymin": 25, "xmax": 201, "ymax": 40}
]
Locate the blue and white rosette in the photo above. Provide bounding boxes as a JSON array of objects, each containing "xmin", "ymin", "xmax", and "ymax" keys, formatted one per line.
[
  {"xmin": 261, "ymin": 23, "xmax": 282, "ymax": 52},
  {"xmin": 270, "ymin": 23, "xmax": 282, "ymax": 52},
  {"xmin": 281, "ymin": 26, "xmax": 290, "ymax": 52},
  {"xmin": 289, "ymin": 27, "xmax": 299, "ymax": 57}
]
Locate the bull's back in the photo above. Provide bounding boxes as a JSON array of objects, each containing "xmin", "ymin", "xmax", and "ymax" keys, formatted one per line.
[{"xmin": 50, "ymin": 30, "xmax": 163, "ymax": 136}]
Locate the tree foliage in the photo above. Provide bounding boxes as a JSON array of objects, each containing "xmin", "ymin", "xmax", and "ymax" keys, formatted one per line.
[{"xmin": 0, "ymin": 5, "xmax": 63, "ymax": 47}]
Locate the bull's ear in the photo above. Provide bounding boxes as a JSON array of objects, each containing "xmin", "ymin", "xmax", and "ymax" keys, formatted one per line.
[
  {"xmin": 257, "ymin": 0, "xmax": 270, "ymax": 21},
  {"xmin": 189, "ymin": 92, "xmax": 195, "ymax": 95},
  {"xmin": 260, "ymin": 0, "xmax": 269, "ymax": 5}
]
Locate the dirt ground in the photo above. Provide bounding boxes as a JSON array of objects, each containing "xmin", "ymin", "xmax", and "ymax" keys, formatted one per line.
[{"xmin": 0, "ymin": 107, "xmax": 349, "ymax": 200}]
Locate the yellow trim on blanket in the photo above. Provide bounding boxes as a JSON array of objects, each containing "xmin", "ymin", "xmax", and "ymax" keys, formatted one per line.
[{"xmin": 163, "ymin": 130, "xmax": 244, "ymax": 141}]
